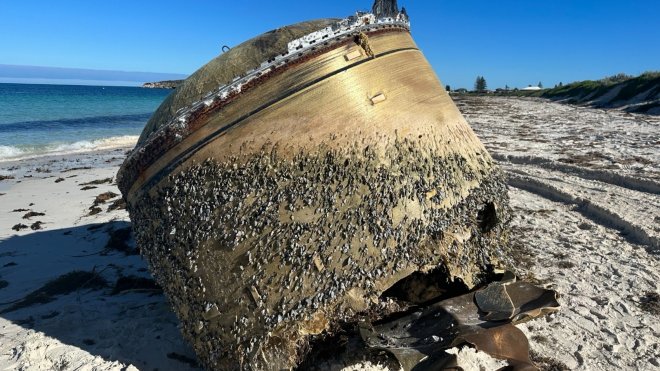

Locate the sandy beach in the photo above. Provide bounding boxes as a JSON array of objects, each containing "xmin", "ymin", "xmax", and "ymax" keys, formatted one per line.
[
  {"xmin": 1, "ymin": 97, "xmax": 658, "ymax": 370},
  {"xmin": 0, "ymin": 146, "xmax": 201, "ymax": 370}
]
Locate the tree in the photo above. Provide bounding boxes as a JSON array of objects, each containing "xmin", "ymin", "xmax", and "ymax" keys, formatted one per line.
[
  {"xmin": 538, "ymin": 81, "xmax": 543, "ymax": 89},
  {"xmin": 505, "ymin": 84, "xmax": 510, "ymax": 91},
  {"xmin": 474, "ymin": 76, "xmax": 487, "ymax": 92},
  {"xmin": 559, "ymin": 82, "xmax": 563, "ymax": 87},
  {"xmin": 445, "ymin": 85, "xmax": 451, "ymax": 92}
]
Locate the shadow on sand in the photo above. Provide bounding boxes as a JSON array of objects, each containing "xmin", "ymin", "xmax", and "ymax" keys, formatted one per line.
[{"xmin": 0, "ymin": 222, "xmax": 201, "ymax": 370}]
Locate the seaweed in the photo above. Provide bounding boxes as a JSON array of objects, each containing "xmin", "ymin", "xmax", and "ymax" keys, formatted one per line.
[
  {"xmin": 0, "ymin": 271, "xmax": 108, "ymax": 313},
  {"xmin": 107, "ymin": 198, "xmax": 127, "ymax": 211},
  {"xmin": 87, "ymin": 207, "xmax": 102, "ymax": 216},
  {"xmin": 104, "ymin": 227, "xmax": 137, "ymax": 255},
  {"xmin": 22, "ymin": 211, "xmax": 45, "ymax": 219},
  {"xmin": 111, "ymin": 276, "xmax": 161, "ymax": 295},
  {"xmin": 81, "ymin": 177, "xmax": 113, "ymax": 186},
  {"xmin": 30, "ymin": 221, "xmax": 44, "ymax": 230},
  {"xmin": 62, "ymin": 166, "xmax": 92, "ymax": 173},
  {"xmin": 93, "ymin": 191, "xmax": 118, "ymax": 205}
]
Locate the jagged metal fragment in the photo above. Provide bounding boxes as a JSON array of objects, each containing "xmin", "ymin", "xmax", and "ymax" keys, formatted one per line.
[{"xmin": 360, "ymin": 279, "xmax": 560, "ymax": 370}]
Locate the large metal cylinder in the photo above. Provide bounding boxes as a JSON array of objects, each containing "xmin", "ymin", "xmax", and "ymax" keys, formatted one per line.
[{"xmin": 118, "ymin": 15, "xmax": 510, "ymax": 370}]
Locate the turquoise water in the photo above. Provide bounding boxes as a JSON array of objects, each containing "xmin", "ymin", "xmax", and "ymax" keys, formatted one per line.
[{"xmin": 0, "ymin": 83, "xmax": 171, "ymax": 160}]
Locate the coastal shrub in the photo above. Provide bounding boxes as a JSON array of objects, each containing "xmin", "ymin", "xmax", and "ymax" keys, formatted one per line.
[
  {"xmin": 612, "ymin": 72, "xmax": 660, "ymax": 102},
  {"xmin": 538, "ymin": 71, "xmax": 660, "ymax": 113}
]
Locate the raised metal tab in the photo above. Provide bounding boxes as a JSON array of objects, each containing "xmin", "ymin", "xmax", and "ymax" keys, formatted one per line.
[
  {"xmin": 370, "ymin": 93, "xmax": 386, "ymax": 105},
  {"xmin": 344, "ymin": 50, "xmax": 363, "ymax": 61}
]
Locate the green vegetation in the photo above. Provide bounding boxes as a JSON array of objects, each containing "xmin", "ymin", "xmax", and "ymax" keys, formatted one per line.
[
  {"xmin": 541, "ymin": 71, "xmax": 659, "ymax": 105},
  {"xmin": 611, "ymin": 71, "xmax": 660, "ymax": 102},
  {"xmin": 474, "ymin": 76, "xmax": 487, "ymax": 92},
  {"xmin": 454, "ymin": 72, "xmax": 659, "ymax": 114}
]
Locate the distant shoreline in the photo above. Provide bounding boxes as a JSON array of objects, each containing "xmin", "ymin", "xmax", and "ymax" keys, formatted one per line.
[
  {"xmin": 0, "ymin": 64, "xmax": 187, "ymax": 87},
  {"xmin": 142, "ymin": 80, "xmax": 183, "ymax": 89},
  {"xmin": 450, "ymin": 72, "xmax": 660, "ymax": 115},
  {"xmin": 0, "ymin": 79, "xmax": 172, "ymax": 88}
]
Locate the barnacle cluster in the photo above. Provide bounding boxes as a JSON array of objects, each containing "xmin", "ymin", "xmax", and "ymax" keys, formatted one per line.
[{"xmin": 126, "ymin": 136, "xmax": 511, "ymax": 369}]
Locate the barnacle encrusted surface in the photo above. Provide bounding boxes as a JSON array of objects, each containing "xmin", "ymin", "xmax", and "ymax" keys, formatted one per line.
[
  {"xmin": 120, "ymin": 8, "xmax": 512, "ymax": 369},
  {"xmin": 127, "ymin": 137, "xmax": 511, "ymax": 370}
]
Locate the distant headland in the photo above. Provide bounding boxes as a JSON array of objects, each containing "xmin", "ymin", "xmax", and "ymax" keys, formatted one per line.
[
  {"xmin": 142, "ymin": 80, "xmax": 184, "ymax": 89},
  {"xmin": 0, "ymin": 64, "xmax": 187, "ymax": 87}
]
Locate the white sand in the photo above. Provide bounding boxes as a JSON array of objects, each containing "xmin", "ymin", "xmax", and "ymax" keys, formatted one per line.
[
  {"xmin": 0, "ymin": 97, "xmax": 658, "ymax": 370},
  {"xmin": 461, "ymin": 96, "xmax": 659, "ymax": 370},
  {"xmin": 0, "ymin": 148, "xmax": 200, "ymax": 370}
]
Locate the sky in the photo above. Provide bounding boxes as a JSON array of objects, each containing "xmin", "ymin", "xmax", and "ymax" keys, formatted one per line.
[{"xmin": 0, "ymin": 0, "xmax": 658, "ymax": 88}]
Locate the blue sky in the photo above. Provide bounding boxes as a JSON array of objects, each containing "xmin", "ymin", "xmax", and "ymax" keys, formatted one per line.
[{"xmin": 0, "ymin": 0, "xmax": 658, "ymax": 88}]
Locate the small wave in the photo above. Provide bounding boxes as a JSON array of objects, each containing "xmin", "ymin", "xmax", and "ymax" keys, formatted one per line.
[
  {"xmin": 0, "ymin": 145, "xmax": 26, "ymax": 159},
  {"xmin": 0, "ymin": 113, "xmax": 152, "ymax": 132},
  {"xmin": 0, "ymin": 135, "xmax": 138, "ymax": 162}
]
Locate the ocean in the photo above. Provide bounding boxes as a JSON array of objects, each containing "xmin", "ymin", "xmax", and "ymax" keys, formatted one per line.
[{"xmin": 0, "ymin": 83, "xmax": 171, "ymax": 161}]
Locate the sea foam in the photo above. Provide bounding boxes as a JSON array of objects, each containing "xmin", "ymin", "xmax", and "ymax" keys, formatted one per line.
[{"xmin": 0, "ymin": 135, "xmax": 138, "ymax": 162}]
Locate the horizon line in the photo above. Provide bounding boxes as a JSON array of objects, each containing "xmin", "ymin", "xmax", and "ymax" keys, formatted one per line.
[
  {"xmin": 0, "ymin": 78, "xmax": 173, "ymax": 87},
  {"xmin": 0, "ymin": 64, "xmax": 188, "ymax": 85},
  {"xmin": 0, "ymin": 63, "xmax": 188, "ymax": 77}
]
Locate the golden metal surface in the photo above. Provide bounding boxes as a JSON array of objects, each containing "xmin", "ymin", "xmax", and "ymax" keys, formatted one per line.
[
  {"xmin": 129, "ymin": 30, "xmax": 488, "ymax": 200},
  {"xmin": 370, "ymin": 93, "xmax": 387, "ymax": 104},
  {"xmin": 344, "ymin": 50, "xmax": 363, "ymax": 61},
  {"xmin": 122, "ymin": 26, "xmax": 511, "ymax": 371}
]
